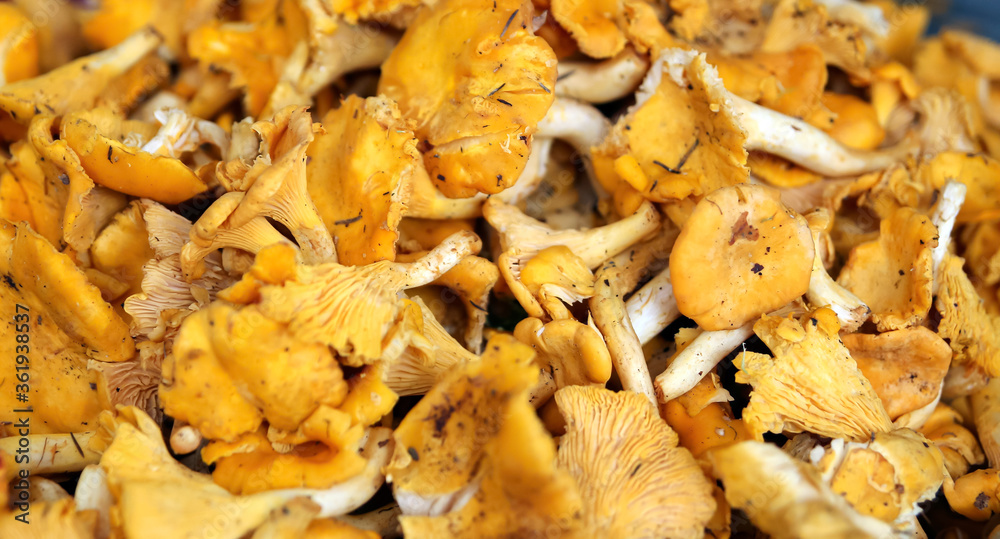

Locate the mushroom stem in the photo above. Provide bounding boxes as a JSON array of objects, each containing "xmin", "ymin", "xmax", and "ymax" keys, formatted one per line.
[
  {"xmin": 339, "ymin": 503, "xmax": 403, "ymax": 538},
  {"xmin": 169, "ymin": 421, "xmax": 203, "ymax": 455},
  {"xmin": 75, "ymin": 465, "xmax": 113, "ymax": 539},
  {"xmin": 930, "ymin": 180, "xmax": 967, "ymax": 291},
  {"xmin": 591, "ymin": 266, "xmax": 657, "ymax": 404},
  {"xmin": 625, "ymin": 267, "xmax": 680, "ymax": 345},
  {"xmin": 400, "ymin": 230, "xmax": 483, "ymax": 288},
  {"xmin": 654, "ymin": 323, "xmax": 755, "ymax": 402},
  {"xmin": 732, "ymin": 95, "xmax": 917, "ymax": 176},
  {"xmin": 298, "ymin": 24, "xmax": 399, "ymax": 96},
  {"xmin": 555, "ymin": 47, "xmax": 650, "ymax": 104},
  {"xmin": 536, "ymin": 97, "xmax": 611, "ymax": 154},
  {"xmin": 805, "ymin": 228, "xmax": 870, "ymax": 331},
  {"xmin": 0, "ymin": 431, "xmax": 100, "ymax": 475}
]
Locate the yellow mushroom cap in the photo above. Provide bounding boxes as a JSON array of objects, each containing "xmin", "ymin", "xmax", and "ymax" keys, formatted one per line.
[
  {"xmin": 514, "ymin": 317, "xmax": 612, "ymax": 387},
  {"xmin": 387, "ymin": 334, "xmax": 539, "ymax": 508},
  {"xmin": 710, "ymin": 440, "xmax": 895, "ymax": 539},
  {"xmin": 736, "ymin": 309, "xmax": 893, "ymax": 442},
  {"xmin": 593, "ymin": 49, "xmax": 749, "ymax": 205},
  {"xmin": 378, "ymin": 0, "xmax": 557, "ymax": 197},
  {"xmin": 555, "ymin": 385, "xmax": 716, "ymax": 538},
  {"xmin": 843, "ymin": 327, "xmax": 952, "ymax": 421},
  {"xmin": 671, "ymin": 183, "xmax": 814, "ymax": 330},
  {"xmin": 307, "ymin": 95, "xmax": 417, "ymax": 266},
  {"xmin": 837, "ymin": 206, "xmax": 937, "ymax": 332}
]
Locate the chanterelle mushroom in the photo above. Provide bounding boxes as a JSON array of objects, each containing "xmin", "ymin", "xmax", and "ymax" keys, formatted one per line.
[
  {"xmin": 306, "ymin": 94, "xmax": 418, "ymax": 266},
  {"xmin": 378, "ymin": 0, "xmax": 558, "ymax": 197},
  {"xmin": 163, "ymin": 233, "xmax": 480, "ymax": 441},
  {"xmin": 0, "ymin": 220, "xmax": 133, "ymax": 433},
  {"xmin": 216, "ymin": 106, "xmax": 336, "ymax": 264},
  {"xmin": 670, "ymin": 183, "xmax": 814, "ymax": 331},
  {"xmin": 554, "ymin": 386, "xmax": 716, "ymax": 538},
  {"xmin": 0, "ymin": 28, "xmax": 161, "ymax": 126},
  {"xmin": 843, "ymin": 327, "xmax": 951, "ymax": 422},
  {"xmin": 786, "ymin": 429, "xmax": 948, "ymax": 533},
  {"xmin": 710, "ymin": 440, "xmax": 895, "ymax": 539},
  {"xmin": 735, "ymin": 308, "xmax": 893, "ymax": 441},
  {"xmin": 837, "ymin": 205, "xmax": 938, "ymax": 332}
]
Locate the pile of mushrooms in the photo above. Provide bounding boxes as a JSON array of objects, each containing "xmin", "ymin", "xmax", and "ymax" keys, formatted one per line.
[{"xmin": 1, "ymin": 0, "xmax": 1000, "ymax": 536}]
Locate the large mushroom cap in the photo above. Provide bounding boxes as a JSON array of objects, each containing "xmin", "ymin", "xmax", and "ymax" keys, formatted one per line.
[
  {"xmin": 670, "ymin": 183, "xmax": 814, "ymax": 330},
  {"xmin": 736, "ymin": 308, "xmax": 893, "ymax": 442},
  {"xmin": 554, "ymin": 385, "xmax": 715, "ymax": 538},
  {"xmin": 378, "ymin": 0, "xmax": 558, "ymax": 198}
]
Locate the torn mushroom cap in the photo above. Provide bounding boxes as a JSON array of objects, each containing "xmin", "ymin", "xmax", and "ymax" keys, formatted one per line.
[
  {"xmin": 843, "ymin": 327, "xmax": 951, "ymax": 422},
  {"xmin": 201, "ymin": 401, "xmax": 382, "ymax": 494},
  {"xmin": 187, "ymin": 7, "xmax": 301, "ymax": 117},
  {"xmin": 555, "ymin": 385, "xmax": 715, "ymax": 538},
  {"xmin": 378, "ymin": 0, "xmax": 557, "ymax": 197},
  {"xmin": 918, "ymin": 402, "xmax": 984, "ymax": 479},
  {"xmin": 736, "ymin": 308, "xmax": 893, "ymax": 442},
  {"xmin": 61, "ymin": 108, "xmax": 209, "ymax": 205},
  {"xmin": 99, "ymin": 406, "xmax": 393, "ymax": 535},
  {"xmin": 387, "ymin": 333, "xmax": 541, "ymax": 516},
  {"xmin": 592, "ymin": 48, "xmax": 749, "ymax": 205},
  {"xmin": 710, "ymin": 440, "xmax": 895, "ymax": 539},
  {"xmin": 709, "ymin": 44, "xmax": 830, "ymax": 123},
  {"xmin": 222, "ymin": 106, "xmax": 336, "ymax": 264},
  {"xmin": 837, "ymin": 206, "xmax": 937, "ymax": 332},
  {"xmin": 670, "ymin": 183, "xmax": 814, "ymax": 331},
  {"xmin": 514, "ymin": 317, "xmax": 612, "ymax": 388},
  {"xmin": 761, "ymin": 0, "xmax": 870, "ymax": 81},
  {"xmin": 306, "ymin": 94, "xmax": 416, "ymax": 266},
  {"xmin": 159, "ymin": 300, "xmax": 353, "ymax": 442},
  {"xmin": 0, "ymin": 28, "xmax": 161, "ymax": 126}
]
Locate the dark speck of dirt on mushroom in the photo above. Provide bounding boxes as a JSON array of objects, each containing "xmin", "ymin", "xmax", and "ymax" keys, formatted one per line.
[
  {"xmin": 976, "ymin": 492, "xmax": 990, "ymax": 510},
  {"xmin": 751, "ymin": 263, "xmax": 764, "ymax": 275},
  {"xmin": 408, "ymin": 447, "xmax": 420, "ymax": 461}
]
